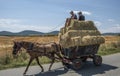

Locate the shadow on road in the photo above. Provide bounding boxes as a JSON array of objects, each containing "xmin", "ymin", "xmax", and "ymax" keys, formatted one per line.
[
  {"xmin": 35, "ymin": 67, "xmax": 68, "ymax": 76},
  {"xmin": 25, "ymin": 61, "xmax": 118, "ymax": 76},
  {"xmin": 74, "ymin": 61, "xmax": 118, "ymax": 76}
]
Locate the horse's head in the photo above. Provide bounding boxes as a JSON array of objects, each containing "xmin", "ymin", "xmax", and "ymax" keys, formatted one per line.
[{"xmin": 12, "ymin": 41, "xmax": 22, "ymax": 56}]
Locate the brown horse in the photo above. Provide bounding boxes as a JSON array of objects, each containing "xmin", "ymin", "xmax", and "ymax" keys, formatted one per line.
[{"xmin": 12, "ymin": 41, "xmax": 63, "ymax": 75}]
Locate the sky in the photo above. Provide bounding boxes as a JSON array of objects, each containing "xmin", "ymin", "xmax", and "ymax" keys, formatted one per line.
[{"xmin": 0, "ymin": 0, "xmax": 120, "ymax": 33}]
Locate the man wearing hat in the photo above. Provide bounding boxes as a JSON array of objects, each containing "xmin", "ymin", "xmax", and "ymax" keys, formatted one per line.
[
  {"xmin": 65, "ymin": 11, "xmax": 77, "ymax": 27},
  {"xmin": 70, "ymin": 11, "xmax": 77, "ymax": 19}
]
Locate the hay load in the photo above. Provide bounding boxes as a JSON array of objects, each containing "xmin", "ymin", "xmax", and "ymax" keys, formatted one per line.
[
  {"xmin": 67, "ymin": 20, "xmax": 98, "ymax": 31},
  {"xmin": 58, "ymin": 19, "xmax": 105, "ymax": 48}
]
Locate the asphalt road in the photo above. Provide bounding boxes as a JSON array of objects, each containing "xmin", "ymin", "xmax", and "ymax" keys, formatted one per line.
[{"xmin": 0, "ymin": 53, "xmax": 120, "ymax": 76}]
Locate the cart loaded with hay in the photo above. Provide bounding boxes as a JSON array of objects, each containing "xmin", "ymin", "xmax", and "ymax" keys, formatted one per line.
[{"xmin": 58, "ymin": 19, "xmax": 105, "ymax": 70}]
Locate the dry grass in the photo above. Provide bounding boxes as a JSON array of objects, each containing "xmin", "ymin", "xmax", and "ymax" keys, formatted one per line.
[
  {"xmin": 0, "ymin": 35, "xmax": 120, "ymax": 57},
  {"xmin": 104, "ymin": 36, "xmax": 120, "ymax": 44},
  {"xmin": 0, "ymin": 36, "xmax": 58, "ymax": 57},
  {"xmin": 0, "ymin": 36, "xmax": 120, "ymax": 56}
]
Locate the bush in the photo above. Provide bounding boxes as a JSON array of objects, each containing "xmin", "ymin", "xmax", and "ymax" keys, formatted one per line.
[{"xmin": 0, "ymin": 54, "xmax": 13, "ymax": 65}]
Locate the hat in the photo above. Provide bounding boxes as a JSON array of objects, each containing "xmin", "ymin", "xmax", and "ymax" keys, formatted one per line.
[
  {"xmin": 70, "ymin": 11, "xmax": 74, "ymax": 14},
  {"xmin": 78, "ymin": 11, "xmax": 82, "ymax": 14}
]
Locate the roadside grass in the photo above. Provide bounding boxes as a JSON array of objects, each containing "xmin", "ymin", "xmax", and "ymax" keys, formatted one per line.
[
  {"xmin": 0, "ymin": 51, "xmax": 51, "ymax": 70},
  {"xmin": 98, "ymin": 47, "xmax": 120, "ymax": 56},
  {"xmin": 0, "ymin": 43, "xmax": 120, "ymax": 70},
  {"xmin": 98, "ymin": 41, "xmax": 120, "ymax": 55}
]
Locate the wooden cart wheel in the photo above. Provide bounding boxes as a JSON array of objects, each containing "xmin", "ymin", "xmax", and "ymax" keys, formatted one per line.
[
  {"xmin": 93, "ymin": 55, "xmax": 102, "ymax": 66},
  {"xmin": 72, "ymin": 59, "xmax": 83, "ymax": 70}
]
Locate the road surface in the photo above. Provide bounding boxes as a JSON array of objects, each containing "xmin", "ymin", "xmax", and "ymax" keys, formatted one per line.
[{"xmin": 0, "ymin": 53, "xmax": 120, "ymax": 76}]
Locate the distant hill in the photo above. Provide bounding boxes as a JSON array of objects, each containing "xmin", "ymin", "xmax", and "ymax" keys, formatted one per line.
[
  {"xmin": 47, "ymin": 31, "xmax": 59, "ymax": 35},
  {"xmin": 0, "ymin": 31, "xmax": 14, "ymax": 36},
  {"xmin": 102, "ymin": 33, "xmax": 120, "ymax": 36},
  {"xmin": 16, "ymin": 30, "xmax": 44, "ymax": 35},
  {"xmin": 0, "ymin": 30, "xmax": 119, "ymax": 36},
  {"xmin": 0, "ymin": 30, "xmax": 59, "ymax": 36}
]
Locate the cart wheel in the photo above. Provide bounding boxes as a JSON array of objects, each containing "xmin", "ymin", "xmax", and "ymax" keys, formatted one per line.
[
  {"xmin": 62, "ymin": 62, "xmax": 70, "ymax": 69},
  {"xmin": 72, "ymin": 59, "xmax": 83, "ymax": 70},
  {"xmin": 93, "ymin": 55, "xmax": 102, "ymax": 66}
]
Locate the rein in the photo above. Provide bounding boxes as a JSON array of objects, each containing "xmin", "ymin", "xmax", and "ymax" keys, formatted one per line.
[
  {"xmin": 27, "ymin": 43, "xmax": 34, "ymax": 50},
  {"xmin": 43, "ymin": 45, "xmax": 46, "ymax": 54}
]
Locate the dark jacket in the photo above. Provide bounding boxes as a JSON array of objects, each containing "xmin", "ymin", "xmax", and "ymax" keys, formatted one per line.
[
  {"xmin": 79, "ymin": 15, "xmax": 85, "ymax": 21},
  {"xmin": 74, "ymin": 14, "xmax": 77, "ymax": 19},
  {"xmin": 71, "ymin": 14, "xmax": 77, "ymax": 19}
]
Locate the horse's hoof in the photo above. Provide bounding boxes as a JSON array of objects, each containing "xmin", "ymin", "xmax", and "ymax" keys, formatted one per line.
[
  {"xmin": 64, "ymin": 67, "xmax": 69, "ymax": 71},
  {"xmin": 23, "ymin": 73, "xmax": 26, "ymax": 76},
  {"xmin": 41, "ymin": 70, "xmax": 44, "ymax": 72}
]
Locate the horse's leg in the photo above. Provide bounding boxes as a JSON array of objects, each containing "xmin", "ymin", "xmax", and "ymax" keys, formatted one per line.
[
  {"xmin": 55, "ymin": 52, "xmax": 69, "ymax": 70},
  {"xmin": 55, "ymin": 52, "xmax": 63, "ymax": 60},
  {"xmin": 55, "ymin": 52, "xmax": 67, "ymax": 68},
  {"xmin": 24, "ymin": 57, "xmax": 34, "ymax": 75},
  {"xmin": 35, "ymin": 57, "xmax": 44, "ymax": 72},
  {"xmin": 48, "ymin": 53, "xmax": 55, "ymax": 71}
]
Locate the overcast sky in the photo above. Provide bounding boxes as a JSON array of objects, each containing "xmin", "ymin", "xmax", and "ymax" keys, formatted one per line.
[{"xmin": 0, "ymin": 0, "xmax": 120, "ymax": 33}]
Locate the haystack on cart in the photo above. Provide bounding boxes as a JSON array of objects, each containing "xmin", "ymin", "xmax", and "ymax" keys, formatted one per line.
[{"xmin": 58, "ymin": 19, "xmax": 105, "ymax": 70}]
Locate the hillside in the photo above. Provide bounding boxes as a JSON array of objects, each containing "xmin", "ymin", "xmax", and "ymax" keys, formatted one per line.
[
  {"xmin": 0, "ymin": 30, "xmax": 119, "ymax": 36},
  {"xmin": 102, "ymin": 33, "xmax": 120, "ymax": 36},
  {"xmin": 0, "ymin": 30, "xmax": 59, "ymax": 36}
]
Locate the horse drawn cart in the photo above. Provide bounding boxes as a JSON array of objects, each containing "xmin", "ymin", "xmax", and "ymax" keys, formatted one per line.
[{"xmin": 58, "ymin": 19, "xmax": 105, "ymax": 70}]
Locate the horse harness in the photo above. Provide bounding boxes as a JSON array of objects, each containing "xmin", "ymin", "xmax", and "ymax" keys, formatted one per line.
[{"xmin": 27, "ymin": 42, "xmax": 59, "ymax": 55}]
